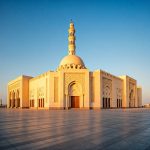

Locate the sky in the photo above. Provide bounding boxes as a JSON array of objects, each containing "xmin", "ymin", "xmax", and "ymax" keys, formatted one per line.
[{"xmin": 0, "ymin": 0, "xmax": 150, "ymax": 104}]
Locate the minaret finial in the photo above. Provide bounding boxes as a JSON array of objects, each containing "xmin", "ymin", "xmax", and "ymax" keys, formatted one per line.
[{"xmin": 68, "ymin": 21, "xmax": 76, "ymax": 55}]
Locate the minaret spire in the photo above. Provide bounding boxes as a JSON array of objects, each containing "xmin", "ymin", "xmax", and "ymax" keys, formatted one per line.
[{"xmin": 68, "ymin": 20, "xmax": 76, "ymax": 55}]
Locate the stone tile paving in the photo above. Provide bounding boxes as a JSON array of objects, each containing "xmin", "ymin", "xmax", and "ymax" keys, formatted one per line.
[{"xmin": 0, "ymin": 108, "xmax": 150, "ymax": 150}]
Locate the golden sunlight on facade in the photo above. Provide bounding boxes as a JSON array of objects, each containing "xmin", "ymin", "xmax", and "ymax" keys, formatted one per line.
[{"xmin": 7, "ymin": 22, "xmax": 142, "ymax": 109}]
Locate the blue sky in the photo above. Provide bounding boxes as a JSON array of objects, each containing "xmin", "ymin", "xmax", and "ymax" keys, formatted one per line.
[{"xmin": 0, "ymin": 0, "xmax": 150, "ymax": 104}]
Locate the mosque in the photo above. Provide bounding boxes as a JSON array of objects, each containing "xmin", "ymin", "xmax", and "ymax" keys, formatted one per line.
[{"xmin": 7, "ymin": 22, "xmax": 142, "ymax": 109}]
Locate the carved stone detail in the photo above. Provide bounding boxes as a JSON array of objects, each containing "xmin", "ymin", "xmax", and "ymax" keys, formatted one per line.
[
  {"xmin": 102, "ymin": 77, "xmax": 112, "ymax": 98},
  {"xmin": 69, "ymin": 83, "xmax": 81, "ymax": 96},
  {"xmin": 116, "ymin": 88, "xmax": 122, "ymax": 99},
  {"xmin": 37, "ymin": 87, "xmax": 44, "ymax": 99},
  {"xmin": 57, "ymin": 64, "xmax": 85, "ymax": 71},
  {"xmin": 64, "ymin": 73, "xmax": 85, "ymax": 94},
  {"xmin": 29, "ymin": 89, "xmax": 35, "ymax": 99}
]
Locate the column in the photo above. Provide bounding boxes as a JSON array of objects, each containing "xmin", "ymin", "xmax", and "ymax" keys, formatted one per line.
[
  {"xmin": 15, "ymin": 99, "xmax": 17, "ymax": 108},
  {"xmin": 121, "ymin": 99, "xmax": 122, "ymax": 108},
  {"xmin": 11, "ymin": 99, "xmax": 13, "ymax": 108},
  {"xmin": 65, "ymin": 95, "xmax": 68, "ymax": 109},
  {"xmin": 83, "ymin": 94, "xmax": 84, "ymax": 108},
  {"xmin": 12, "ymin": 99, "xmax": 14, "ymax": 108},
  {"xmin": 42, "ymin": 99, "xmax": 44, "ymax": 107},
  {"xmin": 66, "ymin": 95, "xmax": 68, "ymax": 109},
  {"xmin": 117, "ymin": 99, "xmax": 118, "ymax": 108}
]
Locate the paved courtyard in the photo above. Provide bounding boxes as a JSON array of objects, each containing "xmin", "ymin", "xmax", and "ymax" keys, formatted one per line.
[{"xmin": 0, "ymin": 108, "xmax": 150, "ymax": 150}]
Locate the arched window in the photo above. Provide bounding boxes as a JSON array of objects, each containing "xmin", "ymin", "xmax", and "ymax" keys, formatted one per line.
[
  {"xmin": 103, "ymin": 97, "xmax": 105, "ymax": 108},
  {"xmin": 108, "ymin": 98, "xmax": 110, "ymax": 108}
]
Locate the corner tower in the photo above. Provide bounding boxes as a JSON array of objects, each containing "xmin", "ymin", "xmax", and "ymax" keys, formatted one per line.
[{"xmin": 57, "ymin": 21, "xmax": 86, "ymax": 71}]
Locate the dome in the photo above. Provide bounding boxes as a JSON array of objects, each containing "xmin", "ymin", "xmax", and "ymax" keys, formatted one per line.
[{"xmin": 58, "ymin": 55, "xmax": 86, "ymax": 70}]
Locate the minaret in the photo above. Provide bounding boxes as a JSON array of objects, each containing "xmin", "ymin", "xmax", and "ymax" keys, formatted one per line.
[
  {"xmin": 68, "ymin": 20, "xmax": 76, "ymax": 55},
  {"xmin": 57, "ymin": 21, "xmax": 86, "ymax": 71}
]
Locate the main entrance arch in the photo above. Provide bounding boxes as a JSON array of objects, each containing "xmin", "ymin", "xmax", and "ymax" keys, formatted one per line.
[{"xmin": 68, "ymin": 82, "xmax": 82, "ymax": 108}]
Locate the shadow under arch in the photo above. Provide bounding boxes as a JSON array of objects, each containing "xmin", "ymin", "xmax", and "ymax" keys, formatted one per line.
[
  {"xmin": 129, "ymin": 89, "xmax": 135, "ymax": 107},
  {"xmin": 103, "ymin": 85, "xmax": 111, "ymax": 108}
]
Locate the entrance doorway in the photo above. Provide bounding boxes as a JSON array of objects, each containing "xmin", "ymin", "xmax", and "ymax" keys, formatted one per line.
[{"xmin": 71, "ymin": 96, "xmax": 79, "ymax": 108}]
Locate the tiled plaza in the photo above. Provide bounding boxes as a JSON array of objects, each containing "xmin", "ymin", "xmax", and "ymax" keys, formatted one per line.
[{"xmin": 0, "ymin": 108, "xmax": 150, "ymax": 150}]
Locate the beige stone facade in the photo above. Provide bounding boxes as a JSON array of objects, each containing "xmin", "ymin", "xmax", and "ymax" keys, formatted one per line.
[
  {"xmin": 7, "ymin": 76, "xmax": 32, "ymax": 108},
  {"xmin": 7, "ymin": 22, "xmax": 142, "ymax": 109}
]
